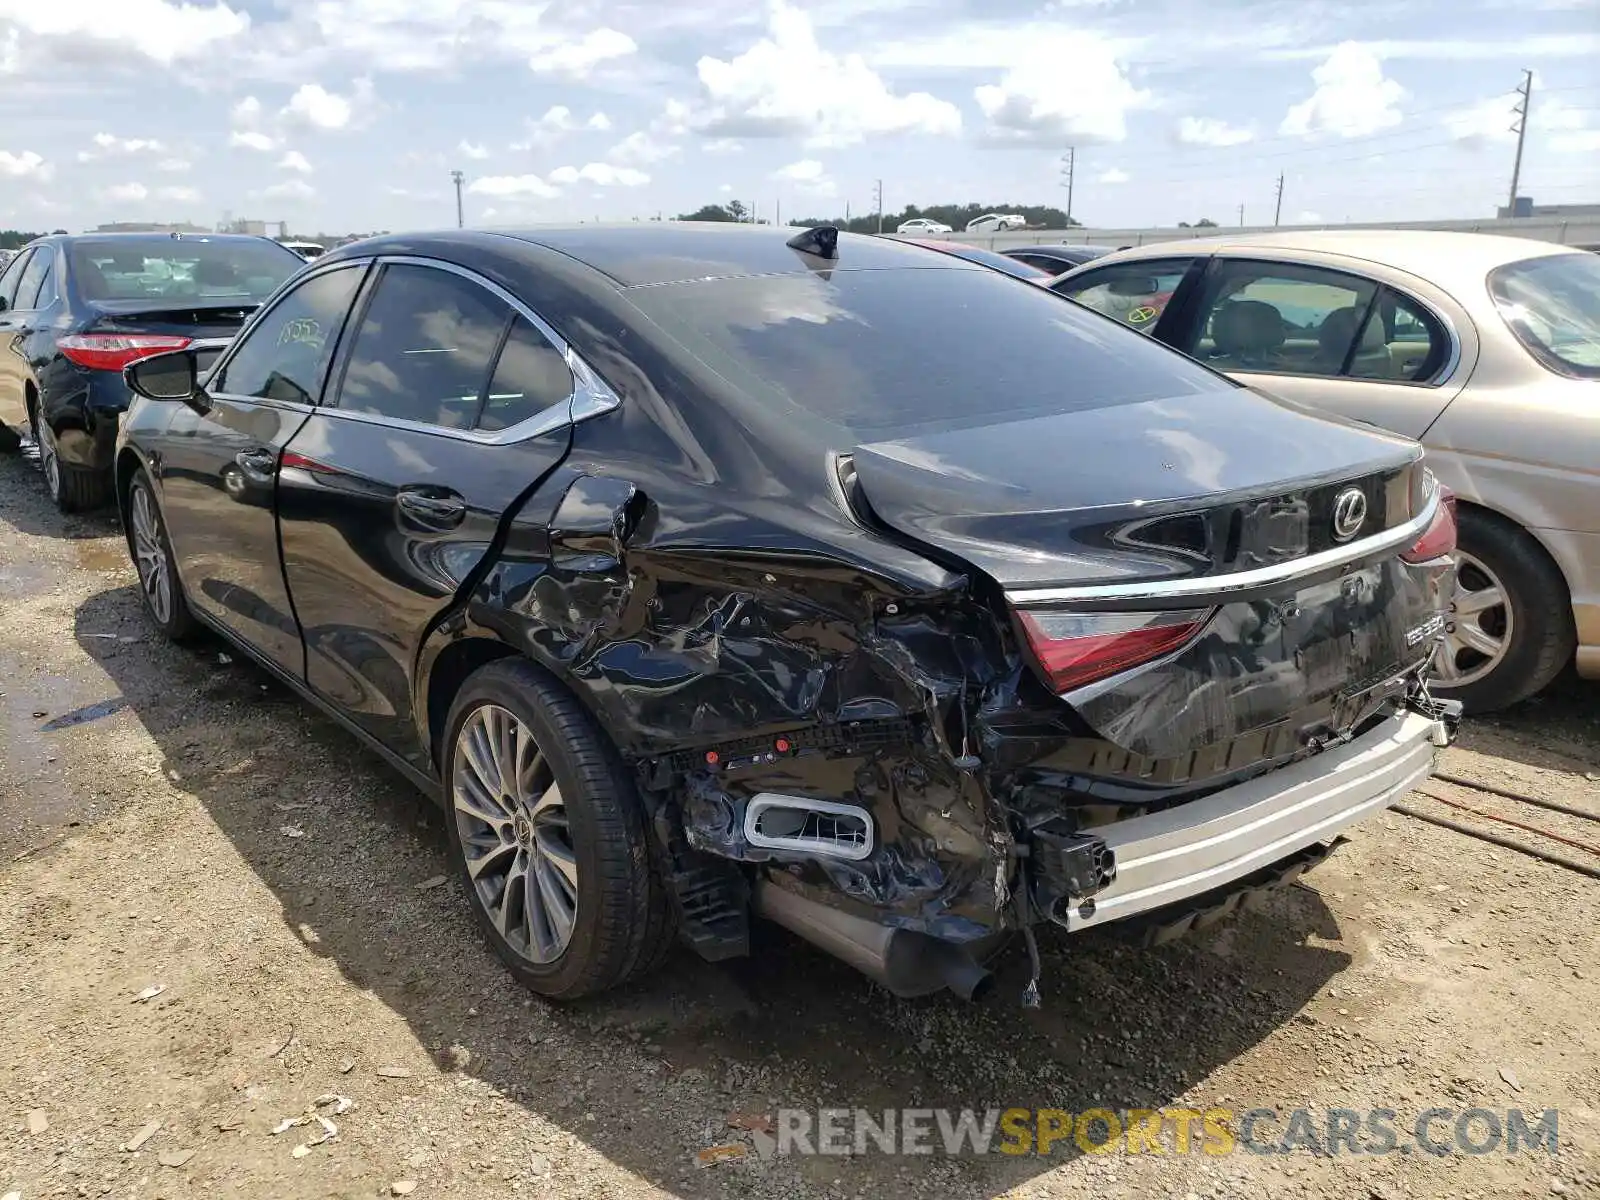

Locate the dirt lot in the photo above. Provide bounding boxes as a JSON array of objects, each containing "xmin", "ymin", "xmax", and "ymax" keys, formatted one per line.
[{"xmin": 2, "ymin": 443, "xmax": 1599, "ymax": 1200}]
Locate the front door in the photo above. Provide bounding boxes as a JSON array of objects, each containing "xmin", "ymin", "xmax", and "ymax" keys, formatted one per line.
[
  {"xmin": 157, "ymin": 263, "xmax": 369, "ymax": 672},
  {"xmin": 276, "ymin": 259, "xmax": 579, "ymax": 768}
]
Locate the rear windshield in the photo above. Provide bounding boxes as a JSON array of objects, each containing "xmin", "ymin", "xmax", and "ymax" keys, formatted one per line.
[
  {"xmin": 68, "ymin": 238, "xmax": 301, "ymax": 305},
  {"xmin": 1487, "ymin": 253, "xmax": 1600, "ymax": 380},
  {"xmin": 628, "ymin": 264, "xmax": 1235, "ymax": 442},
  {"xmin": 938, "ymin": 245, "xmax": 1049, "ymax": 279}
]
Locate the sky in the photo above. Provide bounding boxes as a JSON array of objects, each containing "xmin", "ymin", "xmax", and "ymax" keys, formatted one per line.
[{"xmin": 0, "ymin": 0, "xmax": 1596, "ymax": 235}]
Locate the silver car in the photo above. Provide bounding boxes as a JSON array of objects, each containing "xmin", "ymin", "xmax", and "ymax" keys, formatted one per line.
[{"xmin": 1052, "ymin": 231, "xmax": 1600, "ymax": 712}]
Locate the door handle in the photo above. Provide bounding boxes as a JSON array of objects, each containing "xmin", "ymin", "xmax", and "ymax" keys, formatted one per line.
[{"xmin": 396, "ymin": 487, "xmax": 467, "ymax": 529}]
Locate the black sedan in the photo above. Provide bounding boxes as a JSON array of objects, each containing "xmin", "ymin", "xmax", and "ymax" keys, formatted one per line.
[
  {"xmin": 1002, "ymin": 243, "xmax": 1109, "ymax": 272},
  {"xmin": 896, "ymin": 236, "xmax": 1051, "ymax": 280},
  {"xmin": 116, "ymin": 225, "xmax": 1459, "ymax": 1002},
  {"xmin": 0, "ymin": 232, "xmax": 303, "ymax": 511}
]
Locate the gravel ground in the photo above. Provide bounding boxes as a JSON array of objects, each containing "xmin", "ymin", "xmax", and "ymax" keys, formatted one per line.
[{"xmin": 2, "ymin": 442, "xmax": 1599, "ymax": 1200}]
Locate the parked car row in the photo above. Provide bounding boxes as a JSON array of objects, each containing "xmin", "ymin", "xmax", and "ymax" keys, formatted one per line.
[{"xmin": 59, "ymin": 221, "xmax": 1471, "ymax": 1006}]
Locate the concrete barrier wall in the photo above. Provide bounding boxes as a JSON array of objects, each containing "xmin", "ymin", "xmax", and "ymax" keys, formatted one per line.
[{"xmin": 894, "ymin": 215, "xmax": 1600, "ymax": 252}]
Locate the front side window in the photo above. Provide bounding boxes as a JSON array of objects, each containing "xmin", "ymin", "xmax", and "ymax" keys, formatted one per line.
[
  {"xmin": 1054, "ymin": 258, "xmax": 1194, "ymax": 335},
  {"xmin": 1488, "ymin": 253, "xmax": 1600, "ymax": 380},
  {"xmin": 334, "ymin": 264, "xmax": 511, "ymax": 429},
  {"xmin": 213, "ymin": 265, "xmax": 366, "ymax": 405}
]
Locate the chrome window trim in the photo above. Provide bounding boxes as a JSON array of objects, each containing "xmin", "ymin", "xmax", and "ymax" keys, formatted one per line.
[
  {"xmin": 1006, "ymin": 491, "xmax": 1439, "ymax": 607},
  {"xmin": 312, "ymin": 254, "xmax": 616, "ymax": 445}
]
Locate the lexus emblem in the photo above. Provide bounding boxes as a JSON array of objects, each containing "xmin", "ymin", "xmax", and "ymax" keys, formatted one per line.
[{"xmin": 1331, "ymin": 487, "xmax": 1368, "ymax": 542}]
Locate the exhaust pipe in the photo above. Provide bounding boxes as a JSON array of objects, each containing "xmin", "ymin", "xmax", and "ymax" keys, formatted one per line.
[{"xmin": 754, "ymin": 878, "xmax": 994, "ymax": 1001}]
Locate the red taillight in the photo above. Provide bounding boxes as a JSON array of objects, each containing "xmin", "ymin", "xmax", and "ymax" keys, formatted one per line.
[
  {"xmin": 58, "ymin": 334, "xmax": 192, "ymax": 372},
  {"xmin": 1015, "ymin": 608, "xmax": 1211, "ymax": 693},
  {"xmin": 1401, "ymin": 484, "xmax": 1457, "ymax": 564}
]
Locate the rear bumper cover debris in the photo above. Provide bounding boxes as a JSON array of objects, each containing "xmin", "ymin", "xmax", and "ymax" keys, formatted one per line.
[{"xmin": 1040, "ymin": 709, "xmax": 1446, "ymax": 932}]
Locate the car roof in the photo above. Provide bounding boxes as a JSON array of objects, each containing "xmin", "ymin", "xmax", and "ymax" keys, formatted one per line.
[
  {"xmin": 1094, "ymin": 229, "xmax": 1575, "ymax": 279},
  {"xmin": 331, "ymin": 224, "xmax": 987, "ymax": 287}
]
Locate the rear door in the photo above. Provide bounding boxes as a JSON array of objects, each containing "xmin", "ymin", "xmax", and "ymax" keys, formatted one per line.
[
  {"xmin": 276, "ymin": 257, "xmax": 582, "ymax": 769},
  {"xmin": 0, "ymin": 248, "xmax": 39, "ymax": 415},
  {"xmin": 156, "ymin": 262, "xmax": 369, "ymax": 672}
]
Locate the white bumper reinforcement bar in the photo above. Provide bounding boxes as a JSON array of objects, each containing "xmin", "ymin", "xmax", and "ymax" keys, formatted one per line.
[{"xmin": 1063, "ymin": 710, "xmax": 1443, "ymax": 932}]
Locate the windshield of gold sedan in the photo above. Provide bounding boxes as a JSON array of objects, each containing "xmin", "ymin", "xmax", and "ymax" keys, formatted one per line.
[{"xmin": 1488, "ymin": 253, "xmax": 1600, "ymax": 380}]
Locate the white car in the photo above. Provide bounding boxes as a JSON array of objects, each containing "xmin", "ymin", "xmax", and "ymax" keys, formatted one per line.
[
  {"xmin": 896, "ymin": 218, "xmax": 953, "ymax": 235},
  {"xmin": 966, "ymin": 213, "xmax": 1028, "ymax": 233}
]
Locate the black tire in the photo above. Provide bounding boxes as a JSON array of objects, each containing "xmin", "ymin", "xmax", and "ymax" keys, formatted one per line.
[
  {"xmin": 124, "ymin": 468, "xmax": 198, "ymax": 643},
  {"xmin": 442, "ymin": 658, "xmax": 676, "ymax": 999},
  {"xmin": 0, "ymin": 421, "xmax": 20, "ymax": 454},
  {"xmin": 31, "ymin": 404, "xmax": 112, "ymax": 513},
  {"xmin": 1432, "ymin": 507, "xmax": 1574, "ymax": 714}
]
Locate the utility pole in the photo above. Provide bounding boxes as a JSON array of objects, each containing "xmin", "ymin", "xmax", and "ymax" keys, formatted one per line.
[
  {"xmin": 1059, "ymin": 148, "xmax": 1075, "ymax": 228},
  {"xmin": 874, "ymin": 179, "xmax": 884, "ymax": 233},
  {"xmin": 1273, "ymin": 174, "xmax": 1284, "ymax": 226},
  {"xmin": 450, "ymin": 170, "xmax": 465, "ymax": 228},
  {"xmin": 1507, "ymin": 68, "xmax": 1533, "ymax": 217},
  {"xmin": 1238, "ymin": 203, "xmax": 1245, "ymax": 226}
]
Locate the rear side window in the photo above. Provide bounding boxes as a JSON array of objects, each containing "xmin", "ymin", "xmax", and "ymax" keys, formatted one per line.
[
  {"xmin": 628, "ymin": 264, "xmax": 1235, "ymax": 442},
  {"xmin": 28, "ymin": 256, "xmax": 57, "ymax": 308},
  {"xmin": 335, "ymin": 264, "xmax": 512, "ymax": 429},
  {"xmin": 477, "ymin": 317, "xmax": 574, "ymax": 432},
  {"xmin": 1488, "ymin": 253, "xmax": 1600, "ymax": 380},
  {"xmin": 1184, "ymin": 261, "xmax": 1377, "ymax": 376},
  {"xmin": 13, "ymin": 250, "xmax": 50, "ymax": 311},
  {"xmin": 1054, "ymin": 258, "xmax": 1194, "ymax": 335}
]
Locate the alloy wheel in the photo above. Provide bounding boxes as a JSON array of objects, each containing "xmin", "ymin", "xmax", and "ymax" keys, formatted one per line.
[
  {"xmin": 451, "ymin": 703, "xmax": 579, "ymax": 965},
  {"xmin": 37, "ymin": 418, "xmax": 60, "ymax": 498},
  {"xmin": 129, "ymin": 483, "xmax": 172, "ymax": 625},
  {"xmin": 1433, "ymin": 550, "xmax": 1512, "ymax": 688}
]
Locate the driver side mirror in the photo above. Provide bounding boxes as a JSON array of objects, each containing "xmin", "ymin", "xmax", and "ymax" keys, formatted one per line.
[{"xmin": 124, "ymin": 349, "xmax": 210, "ymax": 414}]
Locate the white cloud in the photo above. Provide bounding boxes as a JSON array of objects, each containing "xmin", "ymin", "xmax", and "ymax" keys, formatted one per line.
[
  {"xmin": 104, "ymin": 181, "xmax": 149, "ymax": 203},
  {"xmin": 1281, "ymin": 43, "xmax": 1405, "ymax": 138},
  {"xmin": 718, "ymin": 183, "xmax": 733, "ymax": 194},
  {"xmin": 157, "ymin": 157, "xmax": 191, "ymax": 172},
  {"xmin": 773, "ymin": 157, "xmax": 836, "ymax": 197},
  {"xmin": 282, "ymin": 80, "xmax": 370, "ymax": 131},
  {"xmin": 230, "ymin": 130, "xmax": 278, "ymax": 152},
  {"xmin": 526, "ymin": 28, "xmax": 637, "ymax": 75},
  {"xmin": 1096, "ymin": 167, "xmax": 1129, "ymax": 184},
  {"xmin": 0, "ymin": 0, "xmax": 248, "ymax": 65},
  {"xmin": 231, "ymin": 95, "xmax": 263, "ymax": 128},
  {"xmin": 608, "ymin": 131, "xmax": 679, "ymax": 165},
  {"xmin": 469, "ymin": 174, "xmax": 560, "ymax": 200},
  {"xmin": 459, "ymin": 140, "xmax": 489, "ymax": 160},
  {"xmin": 549, "ymin": 162, "xmax": 649, "ymax": 188},
  {"xmin": 262, "ymin": 178, "xmax": 315, "ymax": 200},
  {"xmin": 77, "ymin": 133, "xmax": 166, "ymax": 162},
  {"xmin": 703, "ymin": 138, "xmax": 744, "ymax": 154},
  {"xmin": 695, "ymin": 1, "xmax": 961, "ymax": 148},
  {"xmin": 0, "ymin": 149, "xmax": 50, "ymax": 180},
  {"xmin": 278, "ymin": 150, "xmax": 313, "ymax": 173},
  {"xmin": 157, "ymin": 185, "xmax": 201, "ymax": 203},
  {"xmin": 974, "ymin": 34, "xmax": 1148, "ymax": 144},
  {"xmin": 511, "ymin": 105, "xmax": 612, "ymax": 150},
  {"xmin": 1176, "ymin": 116, "xmax": 1255, "ymax": 147},
  {"xmin": 1295, "ymin": 211, "xmax": 1325, "ymax": 224}
]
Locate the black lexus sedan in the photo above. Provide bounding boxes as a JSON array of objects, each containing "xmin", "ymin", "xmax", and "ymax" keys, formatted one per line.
[
  {"xmin": 0, "ymin": 232, "xmax": 303, "ymax": 511},
  {"xmin": 1002, "ymin": 242, "xmax": 1109, "ymax": 272},
  {"xmin": 115, "ymin": 224, "xmax": 1460, "ymax": 1003}
]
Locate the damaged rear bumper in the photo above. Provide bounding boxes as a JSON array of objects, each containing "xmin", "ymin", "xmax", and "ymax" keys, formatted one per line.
[{"xmin": 1037, "ymin": 708, "xmax": 1449, "ymax": 933}]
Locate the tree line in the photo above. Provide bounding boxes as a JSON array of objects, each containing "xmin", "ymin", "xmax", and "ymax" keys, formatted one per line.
[
  {"xmin": 673, "ymin": 202, "xmax": 1082, "ymax": 231},
  {"xmin": 0, "ymin": 230, "xmax": 68, "ymax": 249}
]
